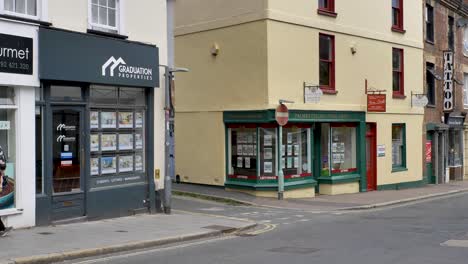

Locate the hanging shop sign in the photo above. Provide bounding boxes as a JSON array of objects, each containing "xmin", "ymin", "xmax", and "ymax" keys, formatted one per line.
[
  {"xmin": 275, "ymin": 104, "xmax": 289, "ymax": 126},
  {"xmin": 304, "ymin": 83, "xmax": 323, "ymax": 103},
  {"xmin": 411, "ymin": 93, "xmax": 429, "ymax": 108},
  {"xmin": 0, "ymin": 33, "xmax": 33, "ymax": 75},
  {"xmin": 425, "ymin": 141, "xmax": 432, "ymax": 163},
  {"xmin": 39, "ymin": 28, "xmax": 159, "ymax": 88},
  {"xmin": 367, "ymin": 94, "xmax": 386, "ymax": 112},
  {"xmin": 446, "ymin": 115, "xmax": 465, "ymax": 126},
  {"xmin": 443, "ymin": 51, "xmax": 454, "ymax": 111}
]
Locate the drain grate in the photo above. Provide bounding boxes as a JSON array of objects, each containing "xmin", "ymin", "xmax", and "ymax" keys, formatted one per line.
[
  {"xmin": 202, "ymin": 225, "xmax": 236, "ymax": 233},
  {"xmin": 268, "ymin": 247, "xmax": 320, "ymax": 255},
  {"xmin": 37, "ymin": 232, "xmax": 54, "ymax": 235}
]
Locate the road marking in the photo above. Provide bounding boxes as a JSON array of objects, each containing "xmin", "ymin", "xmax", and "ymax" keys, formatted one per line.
[
  {"xmin": 283, "ymin": 222, "xmax": 291, "ymax": 225},
  {"xmin": 69, "ymin": 236, "xmax": 236, "ymax": 264},
  {"xmin": 244, "ymin": 223, "xmax": 277, "ymax": 235},
  {"xmin": 441, "ymin": 240, "xmax": 468, "ymax": 248},
  {"xmin": 295, "ymin": 215, "xmax": 304, "ymax": 218},
  {"xmin": 298, "ymin": 219, "xmax": 311, "ymax": 222},
  {"xmin": 259, "ymin": 220, "xmax": 272, "ymax": 223},
  {"xmin": 278, "ymin": 217, "xmax": 290, "ymax": 220}
]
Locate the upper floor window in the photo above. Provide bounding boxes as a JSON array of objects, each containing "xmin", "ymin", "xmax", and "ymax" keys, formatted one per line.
[
  {"xmin": 448, "ymin": 16, "xmax": 455, "ymax": 51},
  {"xmin": 318, "ymin": 0, "xmax": 335, "ymax": 14},
  {"xmin": 464, "ymin": 73, "xmax": 468, "ymax": 108},
  {"xmin": 426, "ymin": 62, "xmax": 435, "ymax": 106},
  {"xmin": 392, "ymin": 0, "xmax": 404, "ymax": 31},
  {"xmin": 319, "ymin": 34, "xmax": 335, "ymax": 92},
  {"xmin": 425, "ymin": 4, "xmax": 434, "ymax": 43},
  {"xmin": 392, "ymin": 48, "xmax": 404, "ymax": 97},
  {"xmin": 3, "ymin": 0, "xmax": 37, "ymax": 18},
  {"xmin": 89, "ymin": 0, "xmax": 119, "ymax": 33},
  {"xmin": 464, "ymin": 27, "xmax": 468, "ymax": 57}
]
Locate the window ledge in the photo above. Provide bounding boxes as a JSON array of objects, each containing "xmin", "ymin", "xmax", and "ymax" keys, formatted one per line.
[
  {"xmin": 392, "ymin": 94, "xmax": 406, "ymax": 99},
  {"xmin": 391, "ymin": 26, "xmax": 406, "ymax": 34},
  {"xmin": 391, "ymin": 167, "xmax": 408, "ymax": 173},
  {"xmin": 425, "ymin": 39, "xmax": 435, "ymax": 45},
  {"xmin": 426, "ymin": 104, "xmax": 436, "ymax": 108},
  {"xmin": 87, "ymin": 29, "xmax": 128, "ymax": 40},
  {"xmin": 322, "ymin": 89, "xmax": 338, "ymax": 95},
  {"xmin": 0, "ymin": 208, "xmax": 23, "ymax": 217},
  {"xmin": 0, "ymin": 14, "xmax": 51, "ymax": 26},
  {"xmin": 317, "ymin": 9, "xmax": 338, "ymax": 18}
]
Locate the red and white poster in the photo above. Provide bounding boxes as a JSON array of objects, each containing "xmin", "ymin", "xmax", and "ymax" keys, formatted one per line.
[{"xmin": 425, "ymin": 141, "xmax": 432, "ymax": 163}]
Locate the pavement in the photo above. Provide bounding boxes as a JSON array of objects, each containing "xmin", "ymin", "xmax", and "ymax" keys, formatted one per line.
[
  {"xmin": 0, "ymin": 212, "xmax": 255, "ymax": 264},
  {"xmin": 173, "ymin": 180, "xmax": 468, "ymax": 211}
]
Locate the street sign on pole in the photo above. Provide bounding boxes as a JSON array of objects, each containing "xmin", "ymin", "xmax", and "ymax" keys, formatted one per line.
[{"xmin": 275, "ymin": 104, "xmax": 289, "ymax": 126}]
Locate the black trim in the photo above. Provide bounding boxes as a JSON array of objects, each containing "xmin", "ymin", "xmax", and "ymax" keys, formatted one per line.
[
  {"xmin": 87, "ymin": 29, "xmax": 128, "ymax": 40},
  {"xmin": 0, "ymin": 14, "xmax": 51, "ymax": 26}
]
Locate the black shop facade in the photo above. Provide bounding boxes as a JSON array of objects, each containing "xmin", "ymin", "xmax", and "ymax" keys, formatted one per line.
[{"xmin": 35, "ymin": 27, "xmax": 159, "ymax": 225}]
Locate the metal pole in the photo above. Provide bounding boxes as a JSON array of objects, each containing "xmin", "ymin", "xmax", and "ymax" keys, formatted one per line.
[
  {"xmin": 278, "ymin": 126, "xmax": 284, "ymax": 200},
  {"xmin": 163, "ymin": 67, "xmax": 172, "ymax": 214},
  {"xmin": 434, "ymin": 132, "xmax": 439, "ymax": 184}
]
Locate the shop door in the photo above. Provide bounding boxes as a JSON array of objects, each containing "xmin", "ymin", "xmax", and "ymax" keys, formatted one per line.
[
  {"xmin": 51, "ymin": 107, "xmax": 85, "ymax": 221},
  {"xmin": 366, "ymin": 123, "xmax": 377, "ymax": 191}
]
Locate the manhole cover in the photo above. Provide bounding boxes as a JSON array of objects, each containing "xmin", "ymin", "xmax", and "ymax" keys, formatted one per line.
[
  {"xmin": 37, "ymin": 232, "xmax": 54, "ymax": 235},
  {"xmin": 115, "ymin": 230, "xmax": 128, "ymax": 233},
  {"xmin": 202, "ymin": 225, "xmax": 236, "ymax": 232},
  {"xmin": 268, "ymin": 247, "xmax": 320, "ymax": 254}
]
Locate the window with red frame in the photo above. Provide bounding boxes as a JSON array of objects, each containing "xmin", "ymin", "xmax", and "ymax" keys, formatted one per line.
[
  {"xmin": 392, "ymin": 48, "xmax": 404, "ymax": 96},
  {"xmin": 318, "ymin": 0, "xmax": 334, "ymax": 13},
  {"xmin": 319, "ymin": 34, "xmax": 335, "ymax": 91},
  {"xmin": 392, "ymin": 0, "xmax": 404, "ymax": 30}
]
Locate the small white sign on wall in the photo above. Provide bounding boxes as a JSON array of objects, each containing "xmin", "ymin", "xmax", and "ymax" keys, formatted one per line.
[
  {"xmin": 0, "ymin": 121, "xmax": 10, "ymax": 130},
  {"xmin": 377, "ymin": 144, "xmax": 385, "ymax": 157}
]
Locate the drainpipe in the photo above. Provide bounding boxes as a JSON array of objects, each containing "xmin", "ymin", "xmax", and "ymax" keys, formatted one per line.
[{"xmin": 434, "ymin": 132, "xmax": 439, "ymax": 184}]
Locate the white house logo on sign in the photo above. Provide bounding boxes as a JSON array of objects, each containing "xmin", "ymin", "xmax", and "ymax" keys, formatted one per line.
[
  {"xmin": 102, "ymin": 56, "xmax": 153, "ymax": 81},
  {"xmin": 443, "ymin": 51, "xmax": 454, "ymax": 111}
]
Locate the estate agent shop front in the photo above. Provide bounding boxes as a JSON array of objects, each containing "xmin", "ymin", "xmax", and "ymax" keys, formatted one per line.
[{"xmin": 35, "ymin": 28, "xmax": 159, "ymax": 225}]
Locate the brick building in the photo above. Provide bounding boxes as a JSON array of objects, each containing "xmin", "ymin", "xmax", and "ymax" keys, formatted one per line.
[{"xmin": 424, "ymin": 0, "xmax": 468, "ymax": 184}]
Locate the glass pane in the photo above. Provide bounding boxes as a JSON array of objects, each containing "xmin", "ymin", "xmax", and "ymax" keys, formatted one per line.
[
  {"xmin": 108, "ymin": 8, "xmax": 116, "ymax": 27},
  {"xmin": 91, "ymin": 4, "xmax": 99, "ymax": 23},
  {"xmin": 320, "ymin": 61, "xmax": 330, "ymax": 86},
  {"xmin": 35, "ymin": 106, "xmax": 43, "ymax": 194},
  {"xmin": 392, "ymin": 50, "xmax": 400, "ymax": 70},
  {"xmin": 464, "ymin": 74, "xmax": 468, "ymax": 105},
  {"xmin": 108, "ymin": 0, "xmax": 116, "ymax": 8},
  {"xmin": 119, "ymin": 88, "xmax": 145, "ymax": 106},
  {"xmin": 393, "ymin": 72, "xmax": 400, "ymax": 92},
  {"xmin": 331, "ymin": 126, "xmax": 357, "ymax": 173},
  {"xmin": 15, "ymin": 0, "xmax": 26, "ymax": 14},
  {"xmin": 90, "ymin": 86, "xmax": 118, "ymax": 105},
  {"xmin": 0, "ymin": 87, "xmax": 16, "ymax": 105},
  {"xmin": 4, "ymin": 0, "xmax": 14, "ymax": 11},
  {"xmin": 392, "ymin": 0, "xmax": 399, "ymax": 8},
  {"xmin": 99, "ymin": 0, "xmax": 107, "ymax": 6},
  {"xmin": 50, "ymin": 86, "xmax": 82, "ymax": 101},
  {"xmin": 92, "ymin": 0, "xmax": 98, "ymax": 4},
  {"xmin": 0, "ymin": 109, "xmax": 16, "ymax": 209},
  {"xmin": 230, "ymin": 128, "xmax": 257, "ymax": 177},
  {"xmin": 320, "ymin": 123, "xmax": 330, "ymax": 176},
  {"xmin": 319, "ymin": 0, "xmax": 328, "ymax": 9},
  {"xmin": 260, "ymin": 128, "xmax": 276, "ymax": 176},
  {"xmin": 392, "ymin": 125, "xmax": 403, "ymax": 167},
  {"xmin": 282, "ymin": 127, "xmax": 309, "ymax": 176},
  {"xmin": 52, "ymin": 109, "xmax": 81, "ymax": 193},
  {"xmin": 26, "ymin": 0, "xmax": 36, "ymax": 16},
  {"xmin": 99, "ymin": 6, "xmax": 107, "ymax": 25},
  {"xmin": 392, "ymin": 9, "xmax": 399, "ymax": 26},
  {"xmin": 449, "ymin": 130, "xmax": 462, "ymax": 166},
  {"xmin": 319, "ymin": 35, "xmax": 331, "ymax": 60}
]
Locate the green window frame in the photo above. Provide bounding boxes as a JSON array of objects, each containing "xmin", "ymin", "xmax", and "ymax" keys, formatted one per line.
[{"xmin": 391, "ymin": 123, "xmax": 407, "ymax": 172}]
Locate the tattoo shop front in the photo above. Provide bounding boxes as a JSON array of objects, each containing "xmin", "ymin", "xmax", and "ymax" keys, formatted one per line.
[
  {"xmin": 35, "ymin": 28, "xmax": 159, "ymax": 225},
  {"xmin": 224, "ymin": 110, "xmax": 366, "ymax": 198}
]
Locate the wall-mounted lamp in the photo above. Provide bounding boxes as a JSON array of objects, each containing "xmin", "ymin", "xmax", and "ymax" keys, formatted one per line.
[{"xmin": 210, "ymin": 43, "xmax": 220, "ymax": 56}]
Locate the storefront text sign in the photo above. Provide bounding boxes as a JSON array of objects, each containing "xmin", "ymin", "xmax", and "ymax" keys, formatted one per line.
[
  {"xmin": 39, "ymin": 28, "xmax": 159, "ymax": 88},
  {"xmin": 367, "ymin": 94, "xmax": 386, "ymax": 112},
  {"xmin": 426, "ymin": 141, "xmax": 432, "ymax": 163},
  {"xmin": 447, "ymin": 116, "xmax": 465, "ymax": 126},
  {"xmin": 0, "ymin": 33, "xmax": 33, "ymax": 75},
  {"xmin": 443, "ymin": 51, "xmax": 454, "ymax": 111},
  {"xmin": 377, "ymin": 145, "xmax": 385, "ymax": 157},
  {"xmin": 275, "ymin": 104, "xmax": 289, "ymax": 126}
]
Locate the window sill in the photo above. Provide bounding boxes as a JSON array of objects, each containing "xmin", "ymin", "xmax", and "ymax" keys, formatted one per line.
[
  {"xmin": 426, "ymin": 104, "xmax": 436, "ymax": 108},
  {"xmin": 0, "ymin": 208, "xmax": 23, "ymax": 217},
  {"xmin": 391, "ymin": 26, "xmax": 406, "ymax": 34},
  {"xmin": 322, "ymin": 89, "xmax": 338, "ymax": 95},
  {"xmin": 392, "ymin": 94, "xmax": 406, "ymax": 99},
  {"xmin": 0, "ymin": 14, "xmax": 51, "ymax": 26},
  {"xmin": 317, "ymin": 9, "xmax": 338, "ymax": 18},
  {"xmin": 87, "ymin": 29, "xmax": 128, "ymax": 40},
  {"xmin": 392, "ymin": 167, "xmax": 408, "ymax": 173},
  {"xmin": 425, "ymin": 39, "xmax": 435, "ymax": 45}
]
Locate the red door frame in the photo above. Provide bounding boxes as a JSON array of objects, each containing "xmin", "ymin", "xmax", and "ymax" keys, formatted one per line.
[{"xmin": 366, "ymin": 123, "xmax": 377, "ymax": 191}]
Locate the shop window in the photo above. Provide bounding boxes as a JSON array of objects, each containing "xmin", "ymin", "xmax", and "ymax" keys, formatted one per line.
[
  {"xmin": 321, "ymin": 124, "xmax": 357, "ymax": 176},
  {"xmin": 229, "ymin": 128, "xmax": 257, "ymax": 177},
  {"xmin": 392, "ymin": 124, "xmax": 406, "ymax": 169},
  {"xmin": 425, "ymin": 4, "xmax": 434, "ymax": 43},
  {"xmin": 260, "ymin": 127, "xmax": 276, "ymax": 177},
  {"xmin": 426, "ymin": 62, "xmax": 436, "ymax": 106},
  {"xmin": 89, "ymin": 0, "xmax": 120, "ymax": 33},
  {"xmin": 392, "ymin": 0, "xmax": 404, "ymax": 31},
  {"xmin": 448, "ymin": 130, "xmax": 462, "ymax": 167},
  {"xmin": 4, "ymin": 0, "xmax": 37, "ymax": 17},
  {"xmin": 319, "ymin": 34, "xmax": 335, "ymax": 92},
  {"xmin": 282, "ymin": 127, "xmax": 311, "ymax": 176},
  {"xmin": 0, "ymin": 89, "xmax": 16, "ymax": 209},
  {"xmin": 448, "ymin": 16, "xmax": 455, "ymax": 51},
  {"xmin": 464, "ymin": 73, "xmax": 468, "ymax": 108},
  {"xmin": 392, "ymin": 48, "xmax": 404, "ymax": 97},
  {"xmin": 90, "ymin": 85, "xmax": 118, "ymax": 105},
  {"xmin": 120, "ymin": 87, "xmax": 145, "ymax": 106},
  {"xmin": 50, "ymin": 85, "xmax": 83, "ymax": 101},
  {"xmin": 0, "ymin": 87, "xmax": 15, "ymax": 105}
]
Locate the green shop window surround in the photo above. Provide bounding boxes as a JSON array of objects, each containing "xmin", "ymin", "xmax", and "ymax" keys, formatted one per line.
[{"xmin": 392, "ymin": 123, "xmax": 407, "ymax": 172}]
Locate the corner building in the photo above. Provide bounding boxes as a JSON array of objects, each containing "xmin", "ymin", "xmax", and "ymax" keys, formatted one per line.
[{"xmin": 175, "ymin": 0, "xmax": 424, "ymax": 197}]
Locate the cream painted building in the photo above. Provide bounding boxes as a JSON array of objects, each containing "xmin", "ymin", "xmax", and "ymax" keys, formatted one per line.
[{"xmin": 175, "ymin": 0, "xmax": 424, "ymax": 197}]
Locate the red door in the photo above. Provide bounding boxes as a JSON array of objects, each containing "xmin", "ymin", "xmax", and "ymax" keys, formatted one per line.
[{"xmin": 366, "ymin": 123, "xmax": 377, "ymax": 191}]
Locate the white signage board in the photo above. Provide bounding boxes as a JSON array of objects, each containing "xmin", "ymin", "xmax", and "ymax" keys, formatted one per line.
[
  {"xmin": 0, "ymin": 121, "xmax": 10, "ymax": 130},
  {"xmin": 412, "ymin": 95, "xmax": 429, "ymax": 107},
  {"xmin": 377, "ymin": 145, "xmax": 385, "ymax": 157},
  {"xmin": 304, "ymin": 86, "xmax": 323, "ymax": 104}
]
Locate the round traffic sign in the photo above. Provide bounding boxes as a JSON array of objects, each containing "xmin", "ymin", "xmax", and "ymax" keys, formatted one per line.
[{"xmin": 276, "ymin": 104, "xmax": 289, "ymax": 126}]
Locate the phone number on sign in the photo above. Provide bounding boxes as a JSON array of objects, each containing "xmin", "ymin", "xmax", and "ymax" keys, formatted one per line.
[{"xmin": 0, "ymin": 61, "xmax": 30, "ymax": 70}]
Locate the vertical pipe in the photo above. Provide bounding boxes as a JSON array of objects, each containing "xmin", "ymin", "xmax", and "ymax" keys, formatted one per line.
[
  {"xmin": 434, "ymin": 132, "xmax": 439, "ymax": 184},
  {"xmin": 163, "ymin": 67, "xmax": 172, "ymax": 214},
  {"xmin": 278, "ymin": 126, "xmax": 284, "ymax": 200}
]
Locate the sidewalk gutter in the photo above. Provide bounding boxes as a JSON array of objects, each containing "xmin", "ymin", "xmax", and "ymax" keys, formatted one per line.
[
  {"xmin": 173, "ymin": 190, "xmax": 257, "ymax": 206},
  {"xmin": 4, "ymin": 223, "xmax": 257, "ymax": 264}
]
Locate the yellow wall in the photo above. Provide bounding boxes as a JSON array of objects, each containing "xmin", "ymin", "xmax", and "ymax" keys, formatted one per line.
[{"xmin": 175, "ymin": 112, "xmax": 226, "ymax": 186}]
